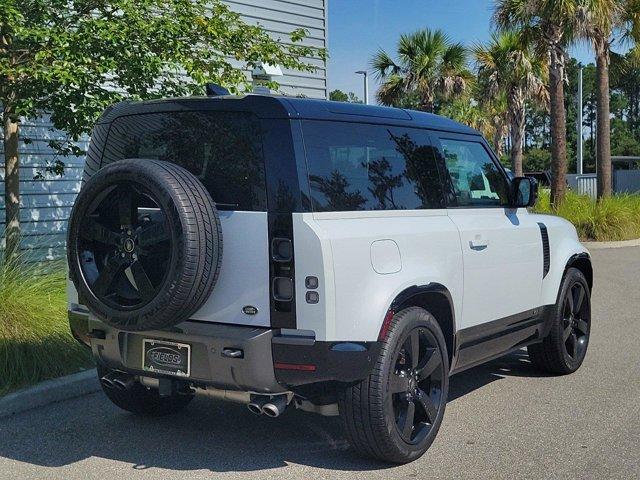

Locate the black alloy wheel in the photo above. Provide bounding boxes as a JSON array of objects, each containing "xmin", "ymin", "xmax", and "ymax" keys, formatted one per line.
[
  {"xmin": 528, "ymin": 267, "xmax": 591, "ymax": 374},
  {"xmin": 77, "ymin": 182, "xmax": 172, "ymax": 310},
  {"xmin": 561, "ymin": 279, "xmax": 590, "ymax": 362},
  {"xmin": 390, "ymin": 327, "xmax": 444, "ymax": 444},
  {"xmin": 339, "ymin": 307, "xmax": 449, "ymax": 464},
  {"xmin": 67, "ymin": 159, "xmax": 222, "ymax": 331}
]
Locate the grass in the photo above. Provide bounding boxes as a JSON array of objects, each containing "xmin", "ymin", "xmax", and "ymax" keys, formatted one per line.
[
  {"xmin": 534, "ymin": 190, "xmax": 640, "ymax": 241},
  {"xmin": 0, "ymin": 250, "xmax": 93, "ymax": 396}
]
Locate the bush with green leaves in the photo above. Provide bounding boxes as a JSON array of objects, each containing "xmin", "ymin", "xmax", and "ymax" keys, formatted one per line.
[{"xmin": 534, "ymin": 190, "xmax": 640, "ymax": 241}]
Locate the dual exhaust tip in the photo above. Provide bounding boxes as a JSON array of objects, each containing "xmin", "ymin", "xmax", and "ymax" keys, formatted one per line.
[
  {"xmin": 101, "ymin": 372, "xmax": 289, "ymax": 417},
  {"xmin": 101, "ymin": 371, "xmax": 134, "ymax": 391},
  {"xmin": 247, "ymin": 395, "xmax": 288, "ymax": 418}
]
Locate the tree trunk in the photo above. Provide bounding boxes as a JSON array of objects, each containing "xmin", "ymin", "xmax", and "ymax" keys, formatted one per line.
[
  {"xmin": 3, "ymin": 108, "xmax": 20, "ymax": 261},
  {"xmin": 596, "ymin": 47, "xmax": 612, "ymax": 198},
  {"xmin": 509, "ymin": 96, "xmax": 525, "ymax": 177},
  {"xmin": 548, "ymin": 47, "xmax": 568, "ymax": 206},
  {"xmin": 493, "ymin": 129, "xmax": 503, "ymax": 158}
]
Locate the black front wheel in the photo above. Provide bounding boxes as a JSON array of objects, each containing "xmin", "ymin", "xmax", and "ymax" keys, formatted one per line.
[
  {"xmin": 339, "ymin": 307, "xmax": 449, "ymax": 464},
  {"xmin": 528, "ymin": 267, "xmax": 591, "ymax": 374}
]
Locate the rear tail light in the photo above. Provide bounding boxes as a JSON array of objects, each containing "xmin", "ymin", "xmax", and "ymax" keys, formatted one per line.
[
  {"xmin": 271, "ymin": 238, "xmax": 292, "ymax": 262},
  {"xmin": 272, "ymin": 277, "xmax": 294, "ymax": 301}
]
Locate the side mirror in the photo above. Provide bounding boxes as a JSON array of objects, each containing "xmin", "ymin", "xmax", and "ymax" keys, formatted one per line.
[{"xmin": 512, "ymin": 177, "xmax": 538, "ymax": 208}]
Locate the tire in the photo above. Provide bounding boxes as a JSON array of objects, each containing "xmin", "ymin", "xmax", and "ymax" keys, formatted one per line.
[
  {"xmin": 67, "ymin": 159, "xmax": 222, "ymax": 331},
  {"xmin": 97, "ymin": 364, "xmax": 193, "ymax": 416},
  {"xmin": 339, "ymin": 307, "xmax": 449, "ymax": 464},
  {"xmin": 528, "ymin": 268, "xmax": 591, "ymax": 374}
]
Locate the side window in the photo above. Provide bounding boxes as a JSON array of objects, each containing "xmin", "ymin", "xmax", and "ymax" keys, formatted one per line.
[
  {"xmin": 301, "ymin": 121, "xmax": 444, "ymax": 211},
  {"xmin": 439, "ymin": 138, "xmax": 509, "ymax": 207}
]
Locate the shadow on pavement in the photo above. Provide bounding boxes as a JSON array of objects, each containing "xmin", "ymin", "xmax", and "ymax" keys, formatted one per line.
[
  {"xmin": 0, "ymin": 349, "xmax": 546, "ymax": 473},
  {"xmin": 448, "ymin": 348, "xmax": 550, "ymax": 402}
]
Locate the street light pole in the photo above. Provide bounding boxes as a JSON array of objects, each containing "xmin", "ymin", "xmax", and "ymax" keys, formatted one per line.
[
  {"xmin": 355, "ymin": 70, "xmax": 369, "ymax": 105},
  {"xmin": 577, "ymin": 64, "xmax": 584, "ymax": 175}
]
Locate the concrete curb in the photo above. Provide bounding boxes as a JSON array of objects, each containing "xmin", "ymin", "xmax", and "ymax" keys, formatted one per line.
[
  {"xmin": 0, "ymin": 369, "xmax": 100, "ymax": 418},
  {"xmin": 582, "ymin": 238, "xmax": 640, "ymax": 249}
]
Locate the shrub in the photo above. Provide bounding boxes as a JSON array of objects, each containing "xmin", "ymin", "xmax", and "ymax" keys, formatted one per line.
[
  {"xmin": 523, "ymin": 148, "xmax": 551, "ymax": 172},
  {"xmin": 0, "ymin": 250, "xmax": 93, "ymax": 395},
  {"xmin": 534, "ymin": 191, "xmax": 640, "ymax": 241}
]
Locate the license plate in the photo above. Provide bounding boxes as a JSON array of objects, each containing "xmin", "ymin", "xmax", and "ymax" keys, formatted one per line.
[{"xmin": 142, "ymin": 339, "xmax": 191, "ymax": 377}]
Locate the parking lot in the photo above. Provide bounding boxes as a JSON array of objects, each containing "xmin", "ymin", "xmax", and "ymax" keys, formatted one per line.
[{"xmin": 0, "ymin": 246, "xmax": 638, "ymax": 480}]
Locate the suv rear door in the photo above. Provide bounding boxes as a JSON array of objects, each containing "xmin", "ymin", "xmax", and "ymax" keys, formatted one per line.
[
  {"xmin": 433, "ymin": 133, "xmax": 543, "ymax": 332},
  {"xmin": 98, "ymin": 110, "xmax": 272, "ymax": 327}
]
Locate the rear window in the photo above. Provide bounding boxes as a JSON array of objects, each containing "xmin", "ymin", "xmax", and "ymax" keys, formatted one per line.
[
  {"xmin": 301, "ymin": 121, "xmax": 445, "ymax": 211},
  {"xmin": 102, "ymin": 111, "xmax": 266, "ymax": 211}
]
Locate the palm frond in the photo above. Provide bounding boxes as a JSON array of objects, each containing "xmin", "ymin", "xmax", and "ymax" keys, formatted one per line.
[
  {"xmin": 371, "ymin": 49, "xmax": 400, "ymax": 80},
  {"xmin": 441, "ymin": 43, "xmax": 468, "ymax": 73},
  {"xmin": 370, "ymin": 27, "xmax": 470, "ymax": 111},
  {"xmin": 376, "ymin": 74, "xmax": 406, "ymax": 106},
  {"xmin": 493, "ymin": 0, "xmax": 533, "ymax": 30}
]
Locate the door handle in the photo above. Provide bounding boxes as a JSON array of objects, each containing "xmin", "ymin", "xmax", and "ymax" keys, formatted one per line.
[{"xmin": 469, "ymin": 235, "xmax": 488, "ymax": 251}]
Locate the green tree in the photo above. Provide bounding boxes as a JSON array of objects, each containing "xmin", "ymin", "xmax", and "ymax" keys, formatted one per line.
[
  {"xmin": 440, "ymin": 96, "xmax": 509, "ymax": 157},
  {"xmin": 611, "ymin": 117, "xmax": 640, "ymax": 154},
  {"xmin": 495, "ymin": 0, "xmax": 580, "ymax": 205},
  {"xmin": 580, "ymin": 63, "xmax": 598, "ymax": 172},
  {"xmin": 523, "ymin": 147, "xmax": 551, "ymax": 171},
  {"xmin": 0, "ymin": 0, "xmax": 324, "ymax": 260},
  {"xmin": 578, "ymin": 0, "xmax": 638, "ymax": 197},
  {"xmin": 329, "ymin": 89, "xmax": 362, "ymax": 103},
  {"xmin": 371, "ymin": 28, "xmax": 472, "ymax": 112},
  {"xmin": 473, "ymin": 31, "xmax": 548, "ymax": 176},
  {"xmin": 611, "ymin": 51, "xmax": 640, "ymax": 133}
]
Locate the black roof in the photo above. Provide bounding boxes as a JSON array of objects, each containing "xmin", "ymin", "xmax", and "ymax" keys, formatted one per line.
[{"xmin": 97, "ymin": 94, "xmax": 479, "ymax": 135}]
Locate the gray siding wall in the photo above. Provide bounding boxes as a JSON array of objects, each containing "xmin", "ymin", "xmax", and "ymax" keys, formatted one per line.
[{"xmin": 0, "ymin": 0, "xmax": 327, "ymax": 261}]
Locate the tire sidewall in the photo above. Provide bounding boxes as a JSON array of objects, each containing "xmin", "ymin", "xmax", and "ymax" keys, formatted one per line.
[
  {"xmin": 379, "ymin": 308, "xmax": 449, "ymax": 462},
  {"xmin": 555, "ymin": 268, "xmax": 591, "ymax": 371},
  {"xmin": 68, "ymin": 160, "xmax": 205, "ymax": 330}
]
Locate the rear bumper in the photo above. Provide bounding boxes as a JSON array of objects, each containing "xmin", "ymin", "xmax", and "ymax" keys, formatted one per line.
[{"xmin": 69, "ymin": 308, "xmax": 381, "ymax": 393}]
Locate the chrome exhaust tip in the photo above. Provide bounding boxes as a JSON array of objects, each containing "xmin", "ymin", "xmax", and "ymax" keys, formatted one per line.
[
  {"xmin": 100, "ymin": 373, "xmax": 116, "ymax": 389},
  {"xmin": 247, "ymin": 402, "xmax": 264, "ymax": 415},
  {"xmin": 261, "ymin": 395, "xmax": 288, "ymax": 418},
  {"xmin": 112, "ymin": 372, "xmax": 134, "ymax": 391},
  {"xmin": 247, "ymin": 395, "xmax": 267, "ymax": 415},
  {"xmin": 102, "ymin": 371, "xmax": 135, "ymax": 391}
]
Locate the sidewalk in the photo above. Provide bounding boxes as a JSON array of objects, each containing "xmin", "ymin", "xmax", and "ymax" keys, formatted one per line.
[
  {"xmin": 0, "ymin": 369, "xmax": 99, "ymax": 418},
  {"xmin": 582, "ymin": 238, "xmax": 640, "ymax": 249}
]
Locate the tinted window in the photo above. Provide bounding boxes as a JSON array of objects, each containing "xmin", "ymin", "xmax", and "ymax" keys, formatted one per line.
[
  {"xmin": 439, "ymin": 138, "xmax": 509, "ymax": 207},
  {"xmin": 302, "ymin": 121, "xmax": 444, "ymax": 211},
  {"xmin": 103, "ymin": 111, "xmax": 266, "ymax": 211}
]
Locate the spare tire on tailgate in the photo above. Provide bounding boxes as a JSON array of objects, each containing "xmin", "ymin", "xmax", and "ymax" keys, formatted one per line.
[{"xmin": 67, "ymin": 159, "xmax": 222, "ymax": 331}]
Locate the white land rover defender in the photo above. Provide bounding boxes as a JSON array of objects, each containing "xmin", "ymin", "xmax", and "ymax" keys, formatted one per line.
[{"xmin": 67, "ymin": 93, "xmax": 593, "ymax": 464}]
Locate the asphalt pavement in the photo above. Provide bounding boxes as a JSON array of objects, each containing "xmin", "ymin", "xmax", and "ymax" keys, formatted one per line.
[{"xmin": 1, "ymin": 246, "xmax": 638, "ymax": 479}]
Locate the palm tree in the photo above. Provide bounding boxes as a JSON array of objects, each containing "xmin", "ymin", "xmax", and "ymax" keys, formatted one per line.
[
  {"xmin": 484, "ymin": 93, "xmax": 510, "ymax": 158},
  {"xmin": 577, "ymin": 0, "xmax": 636, "ymax": 198},
  {"xmin": 494, "ymin": 0, "xmax": 580, "ymax": 205},
  {"xmin": 440, "ymin": 95, "xmax": 509, "ymax": 157},
  {"xmin": 371, "ymin": 29, "xmax": 472, "ymax": 112},
  {"xmin": 473, "ymin": 31, "xmax": 548, "ymax": 177}
]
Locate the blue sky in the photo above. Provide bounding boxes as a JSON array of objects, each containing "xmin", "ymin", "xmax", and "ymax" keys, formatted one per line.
[{"xmin": 327, "ymin": 0, "xmax": 596, "ymax": 103}]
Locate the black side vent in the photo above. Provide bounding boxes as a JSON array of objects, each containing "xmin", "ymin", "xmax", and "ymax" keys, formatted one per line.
[{"xmin": 537, "ymin": 223, "xmax": 550, "ymax": 278}]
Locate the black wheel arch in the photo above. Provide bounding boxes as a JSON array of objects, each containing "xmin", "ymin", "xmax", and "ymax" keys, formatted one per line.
[
  {"xmin": 388, "ymin": 283, "xmax": 456, "ymax": 366},
  {"xmin": 566, "ymin": 253, "xmax": 593, "ymax": 291}
]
